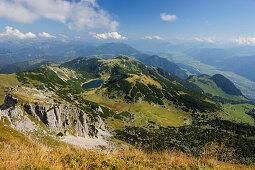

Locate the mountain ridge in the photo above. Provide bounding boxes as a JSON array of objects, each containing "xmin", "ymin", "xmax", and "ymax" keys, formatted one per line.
[{"xmin": 0, "ymin": 42, "xmax": 188, "ymax": 80}]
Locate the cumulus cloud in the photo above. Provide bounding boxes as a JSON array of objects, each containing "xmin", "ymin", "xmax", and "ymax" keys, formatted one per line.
[
  {"xmin": 232, "ymin": 37, "xmax": 255, "ymax": 45},
  {"xmin": 38, "ymin": 32, "xmax": 56, "ymax": 38},
  {"xmin": 0, "ymin": 0, "xmax": 118, "ymax": 31},
  {"xmin": 0, "ymin": 26, "xmax": 36, "ymax": 39},
  {"xmin": 90, "ymin": 32, "xmax": 127, "ymax": 40},
  {"xmin": 0, "ymin": 1, "xmax": 38, "ymax": 23},
  {"xmin": 160, "ymin": 13, "xmax": 177, "ymax": 21},
  {"xmin": 145, "ymin": 35, "xmax": 163, "ymax": 40}
]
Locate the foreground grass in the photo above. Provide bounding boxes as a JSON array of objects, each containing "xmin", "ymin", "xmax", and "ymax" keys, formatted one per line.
[{"xmin": 0, "ymin": 126, "xmax": 254, "ymax": 169}]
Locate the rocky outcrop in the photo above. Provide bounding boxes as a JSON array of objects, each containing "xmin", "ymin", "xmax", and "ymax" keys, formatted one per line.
[
  {"xmin": 0, "ymin": 93, "xmax": 111, "ymax": 149},
  {"xmin": 0, "ymin": 94, "xmax": 18, "ymax": 110},
  {"xmin": 0, "ymin": 106, "xmax": 40, "ymax": 133},
  {"xmin": 38, "ymin": 83, "xmax": 47, "ymax": 90},
  {"xmin": 21, "ymin": 103, "xmax": 107, "ymax": 138}
]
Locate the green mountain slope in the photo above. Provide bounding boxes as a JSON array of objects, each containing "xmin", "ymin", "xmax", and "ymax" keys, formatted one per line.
[
  {"xmin": 135, "ymin": 55, "xmax": 188, "ymax": 79},
  {"xmin": 188, "ymin": 74, "xmax": 248, "ymax": 103},
  {"xmin": 211, "ymin": 74, "xmax": 243, "ymax": 96}
]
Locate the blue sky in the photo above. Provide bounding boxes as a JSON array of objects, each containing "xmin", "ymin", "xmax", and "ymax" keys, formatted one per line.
[{"xmin": 1, "ymin": 0, "xmax": 255, "ymax": 45}]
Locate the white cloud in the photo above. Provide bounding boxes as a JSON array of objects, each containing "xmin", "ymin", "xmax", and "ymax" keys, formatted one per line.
[
  {"xmin": 160, "ymin": 13, "xmax": 177, "ymax": 21},
  {"xmin": 58, "ymin": 34, "xmax": 68, "ymax": 38},
  {"xmin": 90, "ymin": 32, "xmax": 127, "ymax": 40},
  {"xmin": 145, "ymin": 35, "xmax": 163, "ymax": 40},
  {"xmin": 0, "ymin": 26, "xmax": 36, "ymax": 39},
  {"xmin": 25, "ymin": 32, "xmax": 37, "ymax": 38},
  {"xmin": 0, "ymin": 1, "xmax": 38, "ymax": 23},
  {"xmin": 38, "ymin": 32, "xmax": 56, "ymax": 38},
  {"xmin": 0, "ymin": 0, "xmax": 118, "ymax": 31},
  {"xmin": 232, "ymin": 37, "xmax": 255, "ymax": 45},
  {"xmin": 194, "ymin": 37, "xmax": 216, "ymax": 43}
]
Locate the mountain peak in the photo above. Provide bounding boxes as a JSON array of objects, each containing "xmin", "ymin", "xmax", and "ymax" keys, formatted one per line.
[{"xmin": 115, "ymin": 55, "xmax": 132, "ymax": 60}]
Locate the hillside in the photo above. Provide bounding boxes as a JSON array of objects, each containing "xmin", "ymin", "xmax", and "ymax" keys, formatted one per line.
[
  {"xmin": 135, "ymin": 55, "xmax": 188, "ymax": 79},
  {"xmin": 187, "ymin": 74, "xmax": 255, "ymax": 124},
  {"xmin": 62, "ymin": 56, "xmax": 215, "ymax": 113},
  {"xmin": 188, "ymin": 74, "xmax": 247, "ymax": 103},
  {"xmin": 211, "ymin": 74, "xmax": 243, "ymax": 96},
  {"xmin": 0, "ymin": 56, "xmax": 255, "ymax": 166}
]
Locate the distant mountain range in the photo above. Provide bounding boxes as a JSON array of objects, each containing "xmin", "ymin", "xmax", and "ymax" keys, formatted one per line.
[{"xmin": 0, "ymin": 42, "xmax": 188, "ymax": 79}]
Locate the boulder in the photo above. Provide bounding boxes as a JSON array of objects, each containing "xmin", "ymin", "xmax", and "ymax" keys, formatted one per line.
[
  {"xmin": 38, "ymin": 83, "xmax": 47, "ymax": 90},
  {"xmin": 0, "ymin": 94, "xmax": 18, "ymax": 110}
]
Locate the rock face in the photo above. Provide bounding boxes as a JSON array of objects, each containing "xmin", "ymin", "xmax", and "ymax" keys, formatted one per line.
[
  {"xmin": 22, "ymin": 103, "xmax": 107, "ymax": 138},
  {"xmin": 23, "ymin": 104, "xmax": 40, "ymax": 121},
  {"xmin": 0, "ymin": 94, "xmax": 18, "ymax": 110}
]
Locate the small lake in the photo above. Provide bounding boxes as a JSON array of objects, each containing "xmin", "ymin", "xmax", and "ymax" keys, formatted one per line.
[{"xmin": 82, "ymin": 80, "xmax": 104, "ymax": 89}]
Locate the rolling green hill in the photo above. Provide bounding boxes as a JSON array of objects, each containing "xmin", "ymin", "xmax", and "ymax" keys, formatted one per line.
[{"xmin": 188, "ymin": 74, "xmax": 248, "ymax": 103}]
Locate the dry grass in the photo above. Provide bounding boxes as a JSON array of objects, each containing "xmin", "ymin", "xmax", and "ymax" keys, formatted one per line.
[
  {"xmin": 0, "ymin": 73, "xmax": 21, "ymax": 104},
  {"xmin": 48, "ymin": 66, "xmax": 79, "ymax": 81},
  {"xmin": 11, "ymin": 86, "xmax": 55, "ymax": 106},
  {"xmin": 0, "ymin": 126, "xmax": 254, "ymax": 169}
]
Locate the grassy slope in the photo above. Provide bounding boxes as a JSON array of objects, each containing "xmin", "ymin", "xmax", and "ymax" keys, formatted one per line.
[
  {"xmin": 187, "ymin": 75, "xmax": 255, "ymax": 125},
  {"xmin": 0, "ymin": 73, "xmax": 21, "ymax": 104},
  {"xmin": 188, "ymin": 75, "xmax": 248, "ymax": 102},
  {"xmin": 0, "ymin": 125, "xmax": 253, "ymax": 169},
  {"xmin": 83, "ymin": 91, "xmax": 189, "ymax": 127}
]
